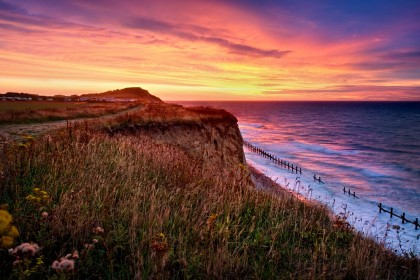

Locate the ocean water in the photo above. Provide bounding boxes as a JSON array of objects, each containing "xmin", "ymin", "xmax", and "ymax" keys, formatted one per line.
[{"xmin": 176, "ymin": 101, "xmax": 420, "ymax": 254}]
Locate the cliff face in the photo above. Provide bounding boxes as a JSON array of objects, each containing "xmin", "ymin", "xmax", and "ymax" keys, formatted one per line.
[
  {"xmin": 110, "ymin": 104, "xmax": 245, "ymax": 168},
  {"xmin": 133, "ymin": 120, "xmax": 245, "ymax": 168}
]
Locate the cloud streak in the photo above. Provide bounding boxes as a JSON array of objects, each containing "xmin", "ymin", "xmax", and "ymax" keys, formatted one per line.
[{"xmin": 127, "ymin": 17, "xmax": 290, "ymax": 58}]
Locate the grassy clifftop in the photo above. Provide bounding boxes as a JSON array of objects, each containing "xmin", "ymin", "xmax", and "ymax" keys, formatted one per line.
[{"xmin": 0, "ymin": 102, "xmax": 418, "ymax": 279}]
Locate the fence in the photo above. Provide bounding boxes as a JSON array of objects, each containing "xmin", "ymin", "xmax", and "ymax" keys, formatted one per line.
[
  {"xmin": 243, "ymin": 141, "xmax": 302, "ymax": 174},
  {"xmin": 378, "ymin": 203, "xmax": 419, "ymax": 230},
  {"xmin": 343, "ymin": 187, "xmax": 358, "ymax": 198}
]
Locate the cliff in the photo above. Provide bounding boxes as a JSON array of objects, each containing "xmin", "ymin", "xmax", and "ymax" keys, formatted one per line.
[{"xmin": 107, "ymin": 103, "xmax": 246, "ymax": 168}]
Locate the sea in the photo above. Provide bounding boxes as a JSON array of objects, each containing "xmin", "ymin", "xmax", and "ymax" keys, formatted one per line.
[{"xmin": 176, "ymin": 101, "xmax": 420, "ymax": 255}]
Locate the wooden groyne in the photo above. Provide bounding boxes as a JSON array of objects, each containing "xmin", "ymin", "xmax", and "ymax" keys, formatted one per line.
[
  {"xmin": 378, "ymin": 203, "xmax": 419, "ymax": 230},
  {"xmin": 343, "ymin": 187, "xmax": 358, "ymax": 199},
  {"xmin": 243, "ymin": 141, "xmax": 418, "ymax": 230},
  {"xmin": 243, "ymin": 141, "xmax": 302, "ymax": 174}
]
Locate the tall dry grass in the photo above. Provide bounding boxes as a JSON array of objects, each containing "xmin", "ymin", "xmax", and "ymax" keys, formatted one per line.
[
  {"xmin": 0, "ymin": 102, "xmax": 138, "ymax": 124},
  {"xmin": 0, "ymin": 121, "xmax": 418, "ymax": 279}
]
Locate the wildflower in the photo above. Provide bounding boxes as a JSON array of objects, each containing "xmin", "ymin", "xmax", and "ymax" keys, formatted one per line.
[
  {"xmin": 25, "ymin": 188, "xmax": 49, "ymax": 208},
  {"xmin": 72, "ymin": 250, "xmax": 79, "ymax": 259},
  {"xmin": 92, "ymin": 238, "xmax": 98, "ymax": 244},
  {"xmin": 206, "ymin": 213, "xmax": 218, "ymax": 229},
  {"xmin": 0, "ymin": 209, "xmax": 13, "ymax": 228},
  {"xmin": 84, "ymin": 243, "xmax": 94, "ymax": 249},
  {"xmin": 41, "ymin": 212, "xmax": 48, "ymax": 218},
  {"xmin": 93, "ymin": 226, "xmax": 104, "ymax": 234},
  {"xmin": 1, "ymin": 236, "xmax": 14, "ymax": 248},
  {"xmin": 0, "ymin": 209, "xmax": 19, "ymax": 248},
  {"xmin": 11, "ymin": 242, "xmax": 40, "ymax": 256},
  {"xmin": 51, "ymin": 259, "xmax": 75, "ymax": 271},
  {"xmin": 151, "ymin": 232, "xmax": 168, "ymax": 253}
]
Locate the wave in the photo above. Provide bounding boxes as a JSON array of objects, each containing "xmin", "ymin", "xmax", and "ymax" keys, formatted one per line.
[{"xmin": 288, "ymin": 141, "xmax": 359, "ymax": 156}]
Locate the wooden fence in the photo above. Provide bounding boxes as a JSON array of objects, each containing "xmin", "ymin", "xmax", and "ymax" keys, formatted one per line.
[
  {"xmin": 243, "ymin": 141, "xmax": 302, "ymax": 174},
  {"xmin": 378, "ymin": 203, "xmax": 419, "ymax": 230}
]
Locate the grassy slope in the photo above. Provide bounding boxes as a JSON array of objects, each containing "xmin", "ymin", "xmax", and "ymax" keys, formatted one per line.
[
  {"xmin": 0, "ymin": 105, "xmax": 418, "ymax": 279},
  {"xmin": 0, "ymin": 101, "xmax": 138, "ymax": 125},
  {"xmin": 81, "ymin": 87, "xmax": 163, "ymax": 103}
]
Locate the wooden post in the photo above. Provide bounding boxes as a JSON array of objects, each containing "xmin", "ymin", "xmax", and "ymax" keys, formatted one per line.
[{"xmin": 390, "ymin": 207, "xmax": 393, "ymax": 218}]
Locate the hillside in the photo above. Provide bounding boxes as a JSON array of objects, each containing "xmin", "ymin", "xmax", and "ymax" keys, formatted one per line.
[
  {"xmin": 81, "ymin": 87, "xmax": 163, "ymax": 103},
  {"xmin": 1, "ymin": 87, "xmax": 163, "ymax": 103}
]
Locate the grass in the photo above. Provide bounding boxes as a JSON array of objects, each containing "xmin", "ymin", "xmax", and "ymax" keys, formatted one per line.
[
  {"xmin": 0, "ymin": 107, "xmax": 418, "ymax": 279},
  {"xmin": 0, "ymin": 101, "xmax": 84, "ymax": 112},
  {"xmin": 0, "ymin": 101, "xmax": 138, "ymax": 124},
  {"xmin": 107, "ymin": 103, "xmax": 238, "ymax": 128}
]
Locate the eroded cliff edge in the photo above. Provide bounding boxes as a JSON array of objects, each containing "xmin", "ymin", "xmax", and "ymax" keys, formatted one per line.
[{"xmin": 107, "ymin": 103, "xmax": 246, "ymax": 169}]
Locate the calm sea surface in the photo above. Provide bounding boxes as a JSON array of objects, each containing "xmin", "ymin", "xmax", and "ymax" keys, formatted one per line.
[{"xmin": 177, "ymin": 101, "xmax": 420, "ymax": 253}]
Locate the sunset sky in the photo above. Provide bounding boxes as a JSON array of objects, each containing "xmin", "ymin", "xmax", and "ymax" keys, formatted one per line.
[{"xmin": 1, "ymin": 0, "xmax": 419, "ymax": 100}]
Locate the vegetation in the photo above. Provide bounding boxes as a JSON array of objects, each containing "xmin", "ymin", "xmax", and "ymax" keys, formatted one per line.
[
  {"xmin": 0, "ymin": 101, "xmax": 138, "ymax": 125},
  {"xmin": 108, "ymin": 103, "xmax": 238, "ymax": 128},
  {"xmin": 0, "ymin": 106, "xmax": 418, "ymax": 279},
  {"xmin": 1, "ymin": 87, "xmax": 163, "ymax": 104},
  {"xmin": 80, "ymin": 87, "xmax": 163, "ymax": 103}
]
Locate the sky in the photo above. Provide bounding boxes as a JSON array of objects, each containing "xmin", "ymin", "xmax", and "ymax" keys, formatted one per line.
[{"xmin": 1, "ymin": 0, "xmax": 419, "ymax": 100}]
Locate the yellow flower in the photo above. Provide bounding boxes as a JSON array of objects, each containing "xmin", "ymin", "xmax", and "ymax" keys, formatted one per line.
[
  {"xmin": 0, "ymin": 210, "xmax": 13, "ymax": 235},
  {"xmin": 0, "ymin": 236, "xmax": 14, "ymax": 248},
  {"xmin": 206, "ymin": 213, "xmax": 219, "ymax": 229},
  {"xmin": 0, "ymin": 209, "xmax": 19, "ymax": 248},
  {"xmin": 7, "ymin": 226, "xmax": 19, "ymax": 238}
]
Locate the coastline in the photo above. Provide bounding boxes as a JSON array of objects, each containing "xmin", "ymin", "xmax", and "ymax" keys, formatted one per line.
[
  {"xmin": 1, "ymin": 101, "xmax": 419, "ymax": 278},
  {"xmin": 248, "ymin": 163, "xmax": 323, "ymax": 208}
]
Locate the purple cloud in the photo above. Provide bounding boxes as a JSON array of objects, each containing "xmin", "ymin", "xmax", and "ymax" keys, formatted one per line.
[{"xmin": 127, "ymin": 17, "xmax": 290, "ymax": 58}]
